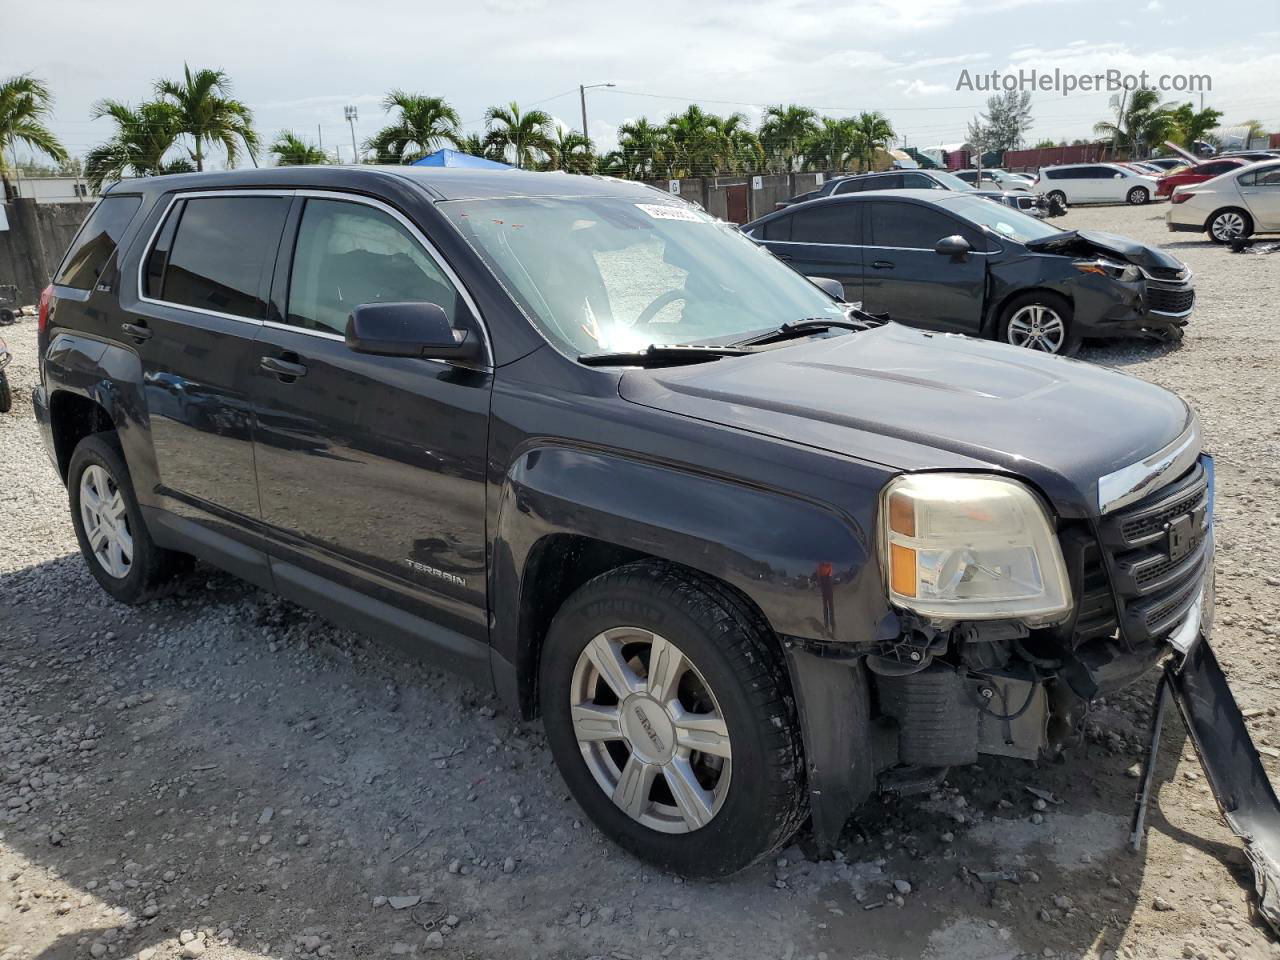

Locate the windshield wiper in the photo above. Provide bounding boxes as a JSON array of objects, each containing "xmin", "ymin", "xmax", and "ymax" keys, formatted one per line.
[
  {"xmin": 731, "ymin": 312, "xmax": 883, "ymax": 347},
  {"xmin": 578, "ymin": 343, "xmax": 758, "ymax": 367}
]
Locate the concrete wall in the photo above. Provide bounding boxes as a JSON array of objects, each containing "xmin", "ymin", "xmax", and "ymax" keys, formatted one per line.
[{"xmin": 0, "ymin": 199, "xmax": 91, "ymax": 305}]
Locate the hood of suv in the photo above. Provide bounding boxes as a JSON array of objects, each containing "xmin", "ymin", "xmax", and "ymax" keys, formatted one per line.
[
  {"xmin": 1025, "ymin": 229, "xmax": 1186, "ymax": 273},
  {"xmin": 619, "ymin": 324, "xmax": 1191, "ymax": 517}
]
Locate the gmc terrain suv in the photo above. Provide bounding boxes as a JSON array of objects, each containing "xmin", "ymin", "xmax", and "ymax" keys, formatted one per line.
[{"xmin": 33, "ymin": 169, "xmax": 1278, "ymax": 911}]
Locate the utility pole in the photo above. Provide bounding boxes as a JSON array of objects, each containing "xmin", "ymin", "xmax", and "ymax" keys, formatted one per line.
[
  {"xmin": 344, "ymin": 106, "xmax": 359, "ymax": 164},
  {"xmin": 578, "ymin": 82, "xmax": 615, "ymax": 138}
]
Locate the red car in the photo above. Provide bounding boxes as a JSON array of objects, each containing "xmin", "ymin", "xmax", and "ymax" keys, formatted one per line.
[{"xmin": 1156, "ymin": 157, "xmax": 1249, "ymax": 198}]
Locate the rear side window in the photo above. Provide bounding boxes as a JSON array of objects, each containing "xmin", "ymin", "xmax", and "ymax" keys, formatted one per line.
[
  {"xmin": 832, "ymin": 178, "xmax": 864, "ymax": 195},
  {"xmin": 54, "ymin": 195, "xmax": 142, "ymax": 290},
  {"xmin": 152, "ymin": 196, "xmax": 291, "ymax": 320},
  {"xmin": 868, "ymin": 201, "xmax": 979, "ymax": 249},
  {"xmin": 760, "ymin": 215, "xmax": 792, "ymax": 242},
  {"xmin": 1043, "ymin": 169, "xmax": 1064, "ymax": 180},
  {"xmin": 790, "ymin": 204, "xmax": 858, "ymax": 244}
]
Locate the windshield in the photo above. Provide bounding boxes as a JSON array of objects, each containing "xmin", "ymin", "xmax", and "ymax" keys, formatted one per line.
[
  {"xmin": 929, "ymin": 170, "xmax": 977, "ymax": 192},
  {"xmin": 938, "ymin": 195, "xmax": 1067, "ymax": 244},
  {"xmin": 441, "ymin": 196, "xmax": 846, "ymax": 356}
]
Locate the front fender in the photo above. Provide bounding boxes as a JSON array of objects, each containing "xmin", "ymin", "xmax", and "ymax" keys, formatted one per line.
[{"xmin": 491, "ymin": 442, "xmax": 889, "ymax": 701}]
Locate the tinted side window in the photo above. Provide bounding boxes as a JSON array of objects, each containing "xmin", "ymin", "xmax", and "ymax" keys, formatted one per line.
[
  {"xmin": 868, "ymin": 202, "xmax": 979, "ymax": 249},
  {"xmin": 789, "ymin": 204, "xmax": 858, "ymax": 245},
  {"xmin": 1257, "ymin": 168, "xmax": 1280, "ymax": 186},
  {"xmin": 159, "ymin": 196, "xmax": 290, "ymax": 320},
  {"xmin": 833, "ymin": 178, "xmax": 863, "ymax": 194},
  {"xmin": 1043, "ymin": 169, "xmax": 1064, "ymax": 180},
  {"xmin": 761, "ymin": 215, "xmax": 792, "ymax": 241},
  {"xmin": 54, "ymin": 195, "xmax": 143, "ymax": 290},
  {"xmin": 287, "ymin": 198, "xmax": 461, "ymax": 336}
]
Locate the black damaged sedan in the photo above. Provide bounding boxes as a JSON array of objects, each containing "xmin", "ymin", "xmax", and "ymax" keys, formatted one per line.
[{"xmin": 743, "ymin": 190, "xmax": 1194, "ymax": 355}]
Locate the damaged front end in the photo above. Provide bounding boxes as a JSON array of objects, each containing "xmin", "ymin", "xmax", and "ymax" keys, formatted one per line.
[{"xmin": 789, "ymin": 439, "xmax": 1280, "ymax": 933}]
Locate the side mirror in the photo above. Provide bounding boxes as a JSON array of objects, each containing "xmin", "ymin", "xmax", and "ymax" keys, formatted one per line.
[
  {"xmin": 810, "ymin": 276, "xmax": 845, "ymax": 300},
  {"xmin": 346, "ymin": 301, "xmax": 483, "ymax": 364},
  {"xmin": 935, "ymin": 235, "xmax": 971, "ymax": 259}
]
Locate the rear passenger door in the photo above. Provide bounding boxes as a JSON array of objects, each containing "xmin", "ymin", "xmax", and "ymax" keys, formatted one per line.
[
  {"xmin": 127, "ymin": 191, "xmax": 291, "ymax": 537},
  {"xmin": 859, "ymin": 200, "xmax": 986, "ymax": 334},
  {"xmin": 248, "ymin": 193, "xmax": 493, "ymax": 677},
  {"xmin": 756, "ymin": 201, "xmax": 863, "ymax": 302}
]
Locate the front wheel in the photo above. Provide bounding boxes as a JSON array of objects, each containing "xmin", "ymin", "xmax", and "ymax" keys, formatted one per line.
[
  {"xmin": 1127, "ymin": 187, "xmax": 1150, "ymax": 205},
  {"xmin": 1046, "ymin": 190, "xmax": 1067, "ymax": 207},
  {"xmin": 539, "ymin": 561, "xmax": 807, "ymax": 877},
  {"xmin": 998, "ymin": 292, "xmax": 1080, "ymax": 356}
]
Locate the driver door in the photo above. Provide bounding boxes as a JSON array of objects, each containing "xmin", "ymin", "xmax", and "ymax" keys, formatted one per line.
[{"xmin": 249, "ymin": 193, "xmax": 492, "ymax": 669}]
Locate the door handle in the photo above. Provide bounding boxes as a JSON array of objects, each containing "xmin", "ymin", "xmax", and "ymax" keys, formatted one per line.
[
  {"xmin": 871, "ymin": 260, "xmax": 895, "ymax": 270},
  {"xmin": 260, "ymin": 355, "xmax": 308, "ymax": 380},
  {"xmin": 121, "ymin": 321, "xmax": 152, "ymax": 342}
]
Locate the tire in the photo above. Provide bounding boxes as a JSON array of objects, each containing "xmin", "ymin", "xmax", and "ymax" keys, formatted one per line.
[
  {"xmin": 68, "ymin": 433, "xmax": 193, "ymax": 603},
  {"xmin": 1046, "ymin": 190, "xmax": 1067, "ymax": 207},
  {"xmin": 0, "ymin": 308, "xmax": 14, "ymax": 326},
  {"xmin": 539, "ymin": 560, "xmax": 807, "ymax": 878},
  {"xmin": 997, "ymin": 291, "xmax": 1080, "ymax": 356},
  {"xmin": 1206, "ymin": 208, "xmax": 1253, "ymax": 244},
  {"xmin": 0, "ymin": 372, "xmax": 10, "ymax": 414},
  {"xmin": 1126, "ymin": 187, "xmax": 1150, "ymax": 205}
]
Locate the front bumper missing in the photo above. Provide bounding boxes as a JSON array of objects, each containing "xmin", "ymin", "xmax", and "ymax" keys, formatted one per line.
[{"xmin": 1131, "ymin": 616, "xmax": 1280, "ymax": 934}]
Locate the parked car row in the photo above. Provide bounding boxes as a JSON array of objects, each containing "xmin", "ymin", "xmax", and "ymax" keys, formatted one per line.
[
  {"xmin": 742, "ymin": 189, "xmax": 1192, "ymax": 354},
  {"xmin": 776, "ymin": 169, "xmax": 1048, "ymax": 218},
  {"xmin": 36, "ymin": 166, "xmax": 1262, "ymax": 895}
]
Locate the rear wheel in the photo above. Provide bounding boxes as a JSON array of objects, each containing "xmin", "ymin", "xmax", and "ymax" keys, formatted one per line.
[
  {"xmin": 998, "ymin": 291, "xmax": 1080, "ymax": 356},
  {"xmin": 1207, "ymin": 208, "xmax": 1253, "ymax": 244},
  {"xmin": 539, "ymin": 561, "xmax": 807, "ymax": 877},
  {"xmin": 68, "ymin": 433, "xmax": 193, "ymax": 603},
  {"xmin": 1126, "ymin": 187, "xmax": 1150, "ymax": 205}
]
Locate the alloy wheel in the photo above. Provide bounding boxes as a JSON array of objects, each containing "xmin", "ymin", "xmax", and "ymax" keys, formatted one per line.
[
  {"xmin": 79, "ymin": 464, "xmax": 133, "ymax": 579},
  {"xmin": 1006, "ymin": 304, "xmax": 1067, "ymax": 353},
  {"xmin": 1128, "ymin": 188, "xmax": 1149, "ymax": 205},
  {"xmin": 1211, "ymin": 212, "xmax": 1246, "ymax": 242},
  {"xmin": 569, "ymin": 627, "xmax": 732, "ymax": 834}
]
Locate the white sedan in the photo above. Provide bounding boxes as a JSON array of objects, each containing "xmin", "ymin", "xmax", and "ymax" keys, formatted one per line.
[{"xmin": 1166, "ymin": 159, "xmax": 1280, "ymax": 243}]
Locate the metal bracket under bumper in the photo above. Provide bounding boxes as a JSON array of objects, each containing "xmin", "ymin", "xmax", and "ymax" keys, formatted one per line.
[{"xmin": 1131, "ymin": 635, "xmax": 1280, "ymax": 935}]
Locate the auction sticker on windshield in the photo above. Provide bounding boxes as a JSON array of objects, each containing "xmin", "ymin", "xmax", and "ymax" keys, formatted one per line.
[{"xmin": 635, "ymin": 203, "xmax": 711, "ymax": 222}]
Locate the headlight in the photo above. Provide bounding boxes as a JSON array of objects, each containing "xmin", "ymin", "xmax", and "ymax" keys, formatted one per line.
[
  {"xmin": 1073, "ymin": 259, "xmax": 1140, "ymax": 283},
  {"xmin": 880, "ymin": 473, "xmax": 1073, "ymax": 624}
]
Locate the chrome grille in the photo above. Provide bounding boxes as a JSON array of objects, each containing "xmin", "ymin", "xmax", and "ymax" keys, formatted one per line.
[{"xmin": 1096, "ymin": 461, "xmax": 1210, "ymax": 644}]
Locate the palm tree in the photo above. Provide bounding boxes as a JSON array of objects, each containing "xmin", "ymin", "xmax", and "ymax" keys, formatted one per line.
[
  {"xmin": 84, "ymin": 99, "xmax": 193, "ymax": 190},
  {"xmin": 710, "ymin": 112, "xmax": 763, "ymax": 174},
  {"xmin": 802, "ymin": 117, "xmax": 858, "ymax": 172},
  {"xmin": 366, "ymin": 92, "xmax": 460, "ymax": 163},
  {"xmin": 484, "ymin": 102, "xmax": 555, "ymax": 170},
  {"xmin": 612, "ymin": 118, "xmax": 669, "ymax": 178},
  {"xmin": 269, "ymin": 130, "xmax": 328, "ymax": 166},
  {"xmin": 1161, "ymin": 102, "xmax": 1224, "ymax": 151},
  {"xmin": 0, "ymin": 74, "xmax": 68, "ymax": 199},
  {"xmin": 1094, "ymin": 89, "xmax": 1168, "ymax": 156},
  {"xmin": 759, "ymin": 105, "xmax": 819, "ymax": 172},
  {"xmin": 154, "ymin": 65, "xmax": 258, "ymax": 171},
  {"xmin": 850, "ymin": 111, "xmax": 895, "ymax": 171},
  {"xmin": 550, "ymin": 127, "xmax": 595, "ymax": 174}
]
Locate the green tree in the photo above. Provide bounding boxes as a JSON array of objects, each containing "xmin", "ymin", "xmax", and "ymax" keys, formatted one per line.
[
  {"xmin": 0, "ymin": 74, "xmax": 68, "ymax": 198},
  {"xmin": 967, "ymin": 91, "xmax": 1033, "ymax": 153},
  {"xmin": 366, "ymin": 92, "xmax": 460, "ymax": 163},
  {"xmin": 269, "ymin": 130, "xmax": 328, "ymax": 166},
  {"xmin": 483, "ymin": 102, "xmax": 555, "ymax": 170},
  {"xmin": 1093, "ymin": 89, "xmax": 1174, "ymax": 157},
  {"xmin": 759, "ymin": 104, "xmax": 819, "ymax": 172},
  {"xmin": 1160, "ymin": 102, "xmax": 1224, "ymax": 150},
  {"xmin": 850, "ymin": 111, "xmax": 895, "ymax": 171},
  {"xmin": 84, "ymin": 99, "xmax": 193, "ymax": 190},
  {"xmin": 609, "ymin": 117, "xmax": 670, "ymax": 178},
  {"xmin": 550, "ymin": 127, "xmax": 595, "ymax": 174},
  {"xmin": 711, "ymin": 112, "xmax": 763, "ymax": 174},
  {"xmin": 802, "ymin": 117, "xmax": 859, "ymax": 171},
  {"xmin": 154, "ymin": 65, "xmax": 258, "ymax": 171}
]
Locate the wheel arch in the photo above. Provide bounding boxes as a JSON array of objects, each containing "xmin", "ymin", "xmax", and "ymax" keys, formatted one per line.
[
  {"xmin": 490, "ymin": 443, "xmax": 886, "ymax": 721},
  {"xmin": 983, "ymin": 284, "xmax": 1074, "ymax": 340},
  {"xmin": 1204, "ymin": 206, "xmax": 1253, "ymax": 237}
]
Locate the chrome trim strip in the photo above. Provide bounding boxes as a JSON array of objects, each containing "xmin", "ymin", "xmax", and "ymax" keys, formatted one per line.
[
  {"xmin": 1097, "ymin": 413, "xmax": 1201, "ymax": 514},
  {"xmin": 1149, "ymin": 308, "xmax": 1194, "ymax": 318}
]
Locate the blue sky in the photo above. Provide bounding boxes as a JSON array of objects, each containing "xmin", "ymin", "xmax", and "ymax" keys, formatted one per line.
[{"xmin": 11, "ymin": 0, "xmax": 1280, "ymax": 165}]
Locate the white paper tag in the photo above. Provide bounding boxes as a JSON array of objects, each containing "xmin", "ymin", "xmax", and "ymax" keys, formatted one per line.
[{"xmin": 635, "ymin": 203, "xmax": 709, "ymax": 223}]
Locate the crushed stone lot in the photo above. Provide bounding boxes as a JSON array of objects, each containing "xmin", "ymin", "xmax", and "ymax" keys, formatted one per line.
[{"xmin": 2, "ymin": 202, "xmax": 1280, "ymax": 960}]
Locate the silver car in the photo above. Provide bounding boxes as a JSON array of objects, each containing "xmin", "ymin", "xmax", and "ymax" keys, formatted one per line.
[{"xmin": 1166, "ymin": 159, "xmax": 1280, "ymax": 243}]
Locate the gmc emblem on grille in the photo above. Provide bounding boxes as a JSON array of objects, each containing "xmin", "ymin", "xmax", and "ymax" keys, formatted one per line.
[{"xmin": 1166, "ymin": 513, "xmax": 1196, "ymax": 562}]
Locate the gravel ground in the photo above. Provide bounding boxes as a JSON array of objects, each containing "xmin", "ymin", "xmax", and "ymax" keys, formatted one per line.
[{"xmin": 2, "ymin": 201, "xmax": 1280, "ymax": 960}]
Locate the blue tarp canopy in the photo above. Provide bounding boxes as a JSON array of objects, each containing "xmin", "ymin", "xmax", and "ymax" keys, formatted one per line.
[{"xmin": 411, "ymin": 149, "xmax": 511, "ymax": 169}]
